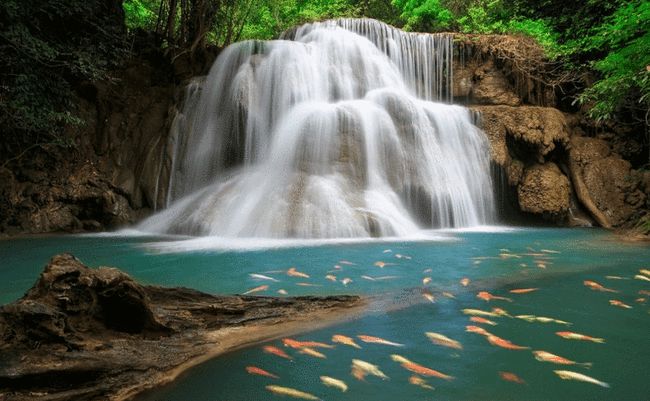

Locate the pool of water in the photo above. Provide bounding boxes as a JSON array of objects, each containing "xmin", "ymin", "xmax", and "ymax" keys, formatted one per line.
[{"xmin": 1, "ymin": 228, "xmax": 648, "ymax": 400}]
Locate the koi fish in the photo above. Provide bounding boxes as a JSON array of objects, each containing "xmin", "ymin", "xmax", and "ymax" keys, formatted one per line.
[
  {"xmin": 636, "ymin": 297, "xmax": 647, "ymax": 303},
  {"xmin": 299, "ymin": 347, "xmax": 326, "ymax": 359},
  {"xmin": 374, "ymin": 275, "xmax": 399, "ymax": 280},
  {"xmin": 263, "ymin": 345, "xmax": 292, "ymax": 360},
  {"xmin": 541, "ymin": 249, "xmax": 560, "ymax": 254},
  {"xmin": 465, "ymin": 325, "xmax": 492, "ymax": 336},
  {"xmin": 462, "ymin": 308, "xmax": 499, "ymax": 318},
  {"xmin": 374, "ymin": 261, "xmax": 390, "ymax": 268},
  {"xmin": 401, "ymin": 361, "xmax": 454, "ymax": 380},
  {"xmin": 423, "ymin": 268, "xmax": 432, "ymax": 273},
  {"xmin": 287, "ymin": 267, "xmax": 310, "ymax": 278},
  {"xmin": 320, "ymin": 376, "xmax": 347, "ymax": 392},
  {"xmin": 246, "ymin": 366, "xmax": 279, "ymax": 379},
  {"xmin": 634, "ymin": 274, "xmax": 650, "ymax": 282},
  {"xmin": 332, "ymin": 334, "xmax": 361, "ymax": 349},
  {"xmin": 243, "ymin": 285, "xmax": 268, "ymax": 295},
  {"xmin": 477, "ymin": 291, "xmax": 512, "ymax": 302},
  {"xmin": 556, "ymin": 331, "xmax": 605, "ymax": 343},
  {"xmin": 277, "ymin": 289, "xmax": 288, "ymax": 295},
  {"xmin": 249, "ymin": 274, "xmax": 280, "ymax": 282},
  {"xmin": 533, "ymin": 350, "xmax": 592, "ymax": 368},
  {"xmin": 605, "ymin": 276, "xmax": 626, "ymax": 280},
  {"xmin": 422, "ymin": 277, "xmax": 432, "ymax": 285},
  {"xmin": 425, "ymin": 332, "xmax": 463, "ymax": 350},
  {"xmin": 422, "ymin": 292, "xmax": 436, "ymax": 303},
  {"xmin": 383, "ymin": 249, "xmax": 392, "ymax": 253},
  {"xmin": 282, "ymin": 338, "xmax": 334, "ymax": 349},
  {"xmin": 357, "ymin": 335, "xmax": 404, "ymax": 347},
  {"xmin": 325, "ymin": 274, "xmax": 337, "ymax": 282},
  {"xmin": 460, "ymin": 278, "xmax": 470, "ymax": 287},
  {"xmin": 583, "ymin": 280, "xmax": 618, "ymax": 293},
  {"xmin": 609, "ymin": 299, "xmax": 632, "ymax": 309},
  {"xmin": 341, "ymin": 278, "xmax": 352, "ymax": 286},
  {"xmin": 351, "ymin": 366, "xmax": 366, "ymax": 381},
  {"xmin": 486, "ymin": 335, "xmax": 530, "ymax": 350},
  {"xmin": 361, "ymin": 275, "xmax": 375, "ymax": 281},
  {"xmin": 296, "ymin": 283, "xmax": 321, "ymax": 287},
  {"xmin": 390, "ymin": 354, "xmax": 413, "ymax": 364},
  {"xmin": 409, "ymin": 375, "xmax": 434, "ymax": 390},
  {"xmin": 351, "ymin": 359, "xmax": 389, "ymax": 380},
  {"xmin": 442, "ymin": 291, "xmax": 455, "ymax": 299},
  {"xmin": 515, "ymin": 315, "xmax": 572, "ymax": 325},
  {"xmin": 553, "ymin": 370, "xmax": 609, "ymax": 388},
  {"xmin": 339, "ymin": 260, "xmax": 356, "ymax": 265},
  {"xmin": 492, "ymin": 307, "xmax": 512, "ymax": 317},
  {"xmin": 537, "ymin": 262, "xmax": 547, "ymax": 269},
  {"xmin": 499, "ymin": 371, "xmax": 525, "ymax": 384},
  {"xmin": 395, "ymin": 254, "xmax": 412, "ymax": 259},
  {"xmin": 509, "ymin": 288, "xmax": 538, "ymax": 294},
  {"xmin": 265, "ymin": 385, "xmax": 320, "ymax": 400},
  {"xmin": 500, "ymin": 253, "xmax": 522, "ymax": 259},
  {"xmin": 639, "ymin": 269, "xmax": 650, "ymax": 277},
  {"xmin": 470, "ymin": 316, "xmax": 497, "ymax": 325}
]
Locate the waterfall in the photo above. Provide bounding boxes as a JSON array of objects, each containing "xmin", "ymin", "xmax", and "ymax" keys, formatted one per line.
[{"xmin": 140, "ymin": 18, "xmax": 496, "ymax": 238}]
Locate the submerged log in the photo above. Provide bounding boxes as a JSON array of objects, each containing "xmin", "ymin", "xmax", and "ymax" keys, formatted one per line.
[{"xmin": 0, "ymin": 254, "xmax": 363, "ymax": 401}]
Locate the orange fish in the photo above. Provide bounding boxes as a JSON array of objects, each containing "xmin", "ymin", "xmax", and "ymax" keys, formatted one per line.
[
  {"xmin": 287, "ymin": 267, "xmax": 310, "ymax": 278},
  {"xmin": 243, "ymin": 285, "xmax": 269, "ymax": 295},
  {"xmin": 351, "ymin": 366, "xmax": 366, "ymax": 381},
  {"xmin": 401, "ymin": 362, "xmax": 454, "ymax": 381},
  {"xmin": 492, "ymin": 307, "xmax": 512, "ymax": 317},
  {"xmin": 409, "ymin": 375, "xmax": 435, "ymax": 390},
  {"xmin": 296, "ymin": 282, "xmax": 320, "ymax": 287},
  {"xmin": 246, "ymin": 366, "xmax": 279, "ymax": 379},
  {"xmin": 556, "ymin": 331, "xmax": 605, "ymax": 343},
  {"xmin": 583, "ymin": 280, "xmax": 617, "ymax": 293},
  {"xmin": 609, "ymin": 299, "xmax": 632, "ymax": 309},
  {"xmin": 357, "ymin": 335, "xmax": 404, "ymax": 347},
  {"xmin": 509, "ymin": 288, "xmax": 539, "ymax": 294},
  {"xmin": 332, "ymin": 334, "xmax": 362, "ymax": 349},
  {"xmin": 486, "ymin": 335, "xmax": 530, "ymax": 350},
  {"xmin": 532, "ymin": 350, "xmax": 592, "ymax": 368},
  {"xmin": 477, "ymin": 291, "xmax": 512, "ymax": 302},
  {"xmin": 374, "ymin": 261, "xmax": 393, "ymax": 268},
  {"xmin": 470, "ymin": 316, "xmax": 497, "ymax": 326},
  {"xmin": 499, "ymin": 371, "xmax": 525, "ymax": 384},
  {"xmin": 465, "ymin": 325, "xmax": 492, "ymax": 336},
  {"xmin": 262, "ymin": 345, "xmax": 292, "ymax": 360},
  {"xmin": 298, "ymin": 347, "xmax": 326, "ymax": 359},
  {"xmin": 282, "ymin": 338, "xmax": 334, "ymax": 349},
  {"xmin": 460, "ymin": 278, "xmax": 470, "ymax": 287}
]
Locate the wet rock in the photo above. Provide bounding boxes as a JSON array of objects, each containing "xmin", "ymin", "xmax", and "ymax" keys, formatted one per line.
[
  {"xmin": 0, "ymin": 254, "xmax": 363, "ymax": 401},
  {"xmin": 518, "ymin": 163, "xmax": 571, "ymax": 219},
  {"xmin": 471, "ymin": 60, "xmax": 521, "ymax": 106}
]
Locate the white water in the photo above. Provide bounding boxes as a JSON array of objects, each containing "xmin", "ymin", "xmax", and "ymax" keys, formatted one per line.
[{"xmin": 141, "ymin": 19, "xmax": 496, "ymax": 238}]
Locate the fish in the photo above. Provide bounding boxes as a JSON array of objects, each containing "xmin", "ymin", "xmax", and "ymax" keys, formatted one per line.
[
  {"xmin": 537, "ymin": 263, "xmax": 547, "ymax": 269},
  {"xmin": 477, "ymin": 291, "xmax": 513, "ymax": 302},
  {"xmin": 374, "ymin": 261, "xmax": 391, "ymax": 268},
  {"xmin": 425, "ymin": 332, "xmax": 463, "ymax": 350},
  {"xmin": 351, "ymin": 359, "xmax": 389, "ymax": 380},
  {"xmin": 556, "ymin": 331, "xmax": 605, "ymax": 343},
  {"xmin": 395, "ymin": 254, "xmax": 412, "ymax": 259},
  {"xmin": 473, "ymin": 260, "xmax": 481, "ymax": 265},
  {"xmin": 263, "ymin": 345, "xmax": 292, "ymax": 360},
  {"xmin": 605, "ymin": 276, "xmax": 626, "ymax": 280},
  {"xmin": 383, "ymin": 249, "xmax": 392, "ymax": 253},
  {"xmin": 299, "ymin": 347, "xmax": 326, "ymax": 359},
  {"xmin": 422, "ymin": 277, "xmax": 432, "ymax": 285},
  {"xmin": 634, "ymin": 274, "xmax": 650, "ymax": 282},
  {"xmin": 509, "ymin": 288, "xmax": 539, "ymax": 294},
  {"xmin": 243, "ymin": 285, "xmax": 269, "ymax": 295},
  {"xmin": 357, "ymin": 335, "xmax": 404, "ymax": 347},
  {"xmin": 583, "ymin": 280, "xmax": 618, "ymax": 293},
  {"xmin": 265, "ymin": 385, "xmax": 320, "ymax": 400},
  {"xmin": 351, "ymin": 366, "xmax": 366, "ymax": 381},
  {"xmin": 287, "ymin": 267, "xmax": 310, "ymax": 278},
  {"xmin": 277, "ymin": 289, "xmax": 288, "ymax": 295},
  {"xmin": 422, "ymin": 293, "xmax": 436, "ymax": 303},
  {"xmin": 470, "ymin": 316, "xmax": 497, "ymax": 325},
  {"xmin": 320, "ymin": 376, "xmax": 347, "ymax": 392},
  {"xmin": 282, "ymin": 339, "xmax": 334, "ymax": 349},
  {"xmin": 636, "ymin": 297, "xmax": 647, "ymax": 303},
  {"xmin": 500, "ymin": 253, "xmax": 522, "ymax": 259},
  {"xmin": 246, "ymin": 366, "xmax": 279, "ymax": 379},
  {"xmin": 361, "ymin": 275, "xmax": 376, "ymax": 281},
  {"xmin": 442, "ymin": 291, "xmax": 455, "ymax": 299},
  {"xmin": 409, "ymin": 375, "xmax": 435, "ymax": 390},
  {"xmin": 423, "ymin": 268, "xmax": 432, "ymax": 273},
  {"xmin": 499, "ymin": 371, "xmax": 526, "ymax": 384},
  {"xmin": 325, "ymin": 274, "xmax": 337, "ymax": 282},
  {"xmin": 639, "ymin": 269, "xmax": 650, "ymax": 277},
  {"xmin": 465, "ymin": 325, "xmax": 492, "ymax": 336},
  {"xmin": 374, "ymin": 275, "xmax": 399, "ymax": 280},
  {"xmin": 541, "ymin": 249, "xmax": 560, "ymax": 254},
  {"xmin": 462, "ymin": 308, "xmax": 499, "ymax": 318},
  {"xmin": 401, "ymin": 361, "xmax": 454, "ymax": 380},
  {"xmin": 249, "ymin": 273, "xmax": 280, "ymax": 282},
  {"xmin": 609, "ymin": 299, "xmax": 632, "ymax": 309},
  {"xmin": 390, "ymin": 354, "xmax": 413, "ymax": 364},
  {"xmin": 553, "ymin": 370, "xmax": 610, "ymax": 388},
  {"xmin": 332, "ymin": 334, "xmax": 362, "ymax": 349},
  {"xmin": 492, "ymin": 307, "xmax": 512, "ymax": 317},
  {"xmin": 515, "ymin": 315, "xmax": 572, "ymax": 325},
  {"xmin": 339, "ymin": 260, "xmax": 356, "ymax": 265},
  {"xmin": 486, "ymin": 334, "xmax": 530, "ymax": 350},
  {"xmin": 460, "ymin": 278, "xmax": 470, "ymax": 287},
  {"xmin": 296, "ymin": 282, "xmax": 321, "ymax": 287},
  {"xmin": 533, "ymin": 350, "xmax": 592, "ymax": 368},
  {"xmin": 333, "ymin": 265, "xmax": 342, "ymax": 269},
  {"xmin": 341, "ymin": 278, "xmax": 352, "ymax": 286}
]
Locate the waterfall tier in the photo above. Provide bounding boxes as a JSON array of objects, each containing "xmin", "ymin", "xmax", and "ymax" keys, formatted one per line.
[{"xmin": 140, "ymin": 19, "xmax": 496, "ymax": 238}]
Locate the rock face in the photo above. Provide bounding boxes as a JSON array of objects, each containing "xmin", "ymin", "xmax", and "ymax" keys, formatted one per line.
[
  {"xmin": 518, "ymin": 163, "xmax": 571, "ymax": 216},
  {"xmin": 0, "ymin": 254, "xmax": 362, "ymax": 401}
]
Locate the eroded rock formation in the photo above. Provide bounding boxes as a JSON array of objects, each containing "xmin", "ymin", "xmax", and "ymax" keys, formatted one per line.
[{"xmin": 0, "ymin": 254, "xmax": 362, "ymax": 401}]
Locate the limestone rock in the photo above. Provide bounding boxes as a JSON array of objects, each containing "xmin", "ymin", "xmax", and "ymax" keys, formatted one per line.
[
  {"xmin": 471, "ymin": 60, "xmax": 521, "ymax": 106},
  {"xmin": 518, "ymin": 163, "xmax": 570, "ymax": 217}
]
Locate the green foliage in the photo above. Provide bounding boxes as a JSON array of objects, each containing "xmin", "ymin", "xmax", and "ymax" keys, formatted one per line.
[
  {"xmin": 392, "ymin": 0, "xmax": 454, "ymax": 31},
  {"xmin": 123, "ymin": 0, "xmax": 158, "ymax": 31}
]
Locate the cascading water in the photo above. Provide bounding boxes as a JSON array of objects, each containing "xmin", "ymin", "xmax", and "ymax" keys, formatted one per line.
[{"xmin": 140, "ymin": 18, "xmax": 496, "ymax": 238}]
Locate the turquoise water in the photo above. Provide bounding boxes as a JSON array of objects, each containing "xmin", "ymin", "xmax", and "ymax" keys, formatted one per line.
[{"xmin": 1, "ymin": 228, "xmax": 649, "ymax": 400}]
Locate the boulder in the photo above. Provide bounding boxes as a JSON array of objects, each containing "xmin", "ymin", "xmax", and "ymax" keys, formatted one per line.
[{"xmin": 518, "ymin": 163, "xmax": 571, "ymax": 218}]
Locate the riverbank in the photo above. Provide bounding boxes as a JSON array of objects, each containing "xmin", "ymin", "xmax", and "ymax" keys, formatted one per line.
[{"xmin": 0, "ymin": 254, "xmax": 365, "ymax": 401}]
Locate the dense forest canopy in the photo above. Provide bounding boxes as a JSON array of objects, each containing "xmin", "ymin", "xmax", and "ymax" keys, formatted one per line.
[{"xmin": 0, "ymin": 0, "xmax": 648, "ymax": 162}]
